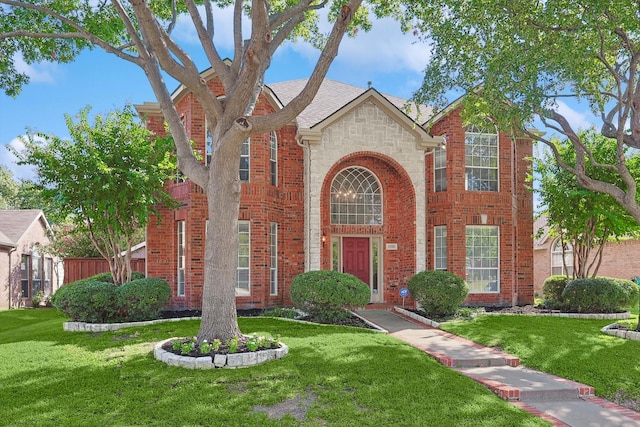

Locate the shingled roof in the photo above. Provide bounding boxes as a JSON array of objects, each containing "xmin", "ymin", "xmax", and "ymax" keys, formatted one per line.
[
  {"xmin": 0, "ymin": 210, "xmax": 49, "ymax": 248},
  {"xmin": 266, "ymin": 79, "xmax": 433, "ymax": 129}
]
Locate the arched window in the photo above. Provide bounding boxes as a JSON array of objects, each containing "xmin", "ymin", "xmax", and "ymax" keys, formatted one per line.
[
  {"xmin": 551, "ymin": 239, "xmax": 573, "ymax": 276},
  {"xmin": 331, "ymin": 167, "xmax": 382, "ymax": 225}
]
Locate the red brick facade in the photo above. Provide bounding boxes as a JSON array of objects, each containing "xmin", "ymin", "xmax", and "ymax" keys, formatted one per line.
[{"xmin": 140, "ymin": 75, "xmax": 534, "ymax": 310}]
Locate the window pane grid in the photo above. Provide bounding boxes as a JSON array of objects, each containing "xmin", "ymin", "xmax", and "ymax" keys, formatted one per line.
[
  {"xmin": 434, "ymin": 226, "xmax": 447, "ymax": 270},
  {"xmin": 239, "ymin": 138, "xmax": 250, "ymax": 182},
  {"xmin": 236, "ymin": 221, "xmax": 250, "ymax": 296},
  {"xmin": 270, "ymin": 131, "xmax": 277, "ymax": 186},
  {"xmin": 465, "ymin": 126, "xmax": 498, "ymax": 192},
  {"xmin": 466, "ymin": 226, "xmax": 499, "ymax": 293},
  {"xmin": 434, "ymin": 147, "xmax": 447, "ymax": 192},
  {"xmin": 331, "ymin": 167, "xmax": 382, "ymax": 225},
  {"xmin": 177, "ymin": 221, "xmax": 185, "ymax": 296},
  {"xmin": 270, "ymin": 222, "xmax": 278, "ymax": 295},
  {"xmin": 551, "ymin": 240, "xmax": 573, "ymax": 276}
]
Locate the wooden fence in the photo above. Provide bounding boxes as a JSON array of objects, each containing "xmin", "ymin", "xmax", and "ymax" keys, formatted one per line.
[{"xmin": 63, "ymin": 258, "xmax": 146, "ymax": 284}]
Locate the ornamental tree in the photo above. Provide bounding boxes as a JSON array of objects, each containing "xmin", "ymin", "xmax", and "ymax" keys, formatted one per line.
[
  {"xmin": 13, "ymin": 106, "xmax": 177, "ymax": 285},
  {"xmin": 0, "ymin": 0, "xmax": 409, "ymax": 341},
  {"xmin": 535, "ymin": 130, "xmax": 640, "ymax": 279}
]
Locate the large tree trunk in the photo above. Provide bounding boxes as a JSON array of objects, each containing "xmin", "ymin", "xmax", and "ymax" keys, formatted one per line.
[{"xmin": 197, "ymin": 136, "xmax": 243, "ymax": 342}]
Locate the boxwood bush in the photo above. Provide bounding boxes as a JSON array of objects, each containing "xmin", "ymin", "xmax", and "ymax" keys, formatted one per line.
[
  {"xmin": 542, "ymin": 275, "xmax": 570, "ymax": 309},
  {"xmin": 290, "ymin": 270, "xmax": 370, "ymax": 323},
  {"xmin": 89, "ymin": 271, "xmax": 146, "ymax": 284},
  {"xmin": 116, "ymin": 278, "xmax": 172, "ymax": 321},
  {"xmin": 51, "ymin": 279, "xmax": 120, "ymax": 323},
  {"xmin": 562, "ymin": 277, "xmax": 637, "ymax": 313},
  {"xmin": 407, "ymin": 270, "xmax": 468, "ymax": 318},
  {"xmin": 52, "ymin": 275, "xmax": 171, "ymax": 323}
]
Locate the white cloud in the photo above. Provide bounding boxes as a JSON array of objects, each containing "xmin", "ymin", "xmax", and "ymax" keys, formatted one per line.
[
  {"xmin": 13, "ymin": 53, "xmax": 57, "ymax": 83},
  {"xmin": 173, "ymin": 5, "xmax": 250, "ymax": 54},
  {"xmin": 555, "ymin": 100, "xmax": 597, "ymax": 132},
  {"xmin": 0, "ymin": 137, "xmax": 38, "ymax": 181}
]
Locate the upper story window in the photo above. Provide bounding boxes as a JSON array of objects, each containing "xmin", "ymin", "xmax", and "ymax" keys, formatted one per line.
[
  {"xmin": 434, "ymin": 147, "xmax": 447, "ymax": 192},
  {"xmin": 331, "ymin": 167, "xmax": 382, "ymax": 225},
  {"xmin": 239, "ymin": 138, "xmax": 250, "ymax": 182},
  {"xmin": 270, "ymin": 131, "xmax": 278, "ymax": 186},
  {"xmin": 465, "ymin": 124, "xmax": 498, "ymax": 192},
  {"xmin": 551, "ymin": 239, "xmax": 573, "ymax": 276}
]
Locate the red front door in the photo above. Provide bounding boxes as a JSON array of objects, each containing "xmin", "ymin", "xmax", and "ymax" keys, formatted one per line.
[{"xmin": 343, "ymin": 237, "xmax": 370, "ymax": 285}]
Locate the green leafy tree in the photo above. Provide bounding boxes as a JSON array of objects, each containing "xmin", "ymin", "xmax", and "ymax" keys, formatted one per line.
[
  {"xmin": 0, "ymin": 165, "xmax": 19, "ymax": 209},
  {"xmin": 13, "ymin": 106, "xmax": 176, "ymax": 285},
  {"xmin": 407, "ymin": 0, "xmax": 640, "ymax": 330},
  {"xmin": 0, "ymin": 0, "xmax": 409, "ymax": 342},
  {"xmin": 535, "ymin": 130, "xmax": 640, "ymax": 279}
]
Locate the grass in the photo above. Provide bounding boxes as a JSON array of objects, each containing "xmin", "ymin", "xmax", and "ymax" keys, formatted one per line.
[
  {"xmin": 0, "ymin": 309, "xmax": 548, "ymax": 427},
  {"xmin": 441, "ymin": 307, "xmax": 640, "ymax": 406}
]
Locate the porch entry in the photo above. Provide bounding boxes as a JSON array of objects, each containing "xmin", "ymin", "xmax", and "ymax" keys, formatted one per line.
[{"xmin": 333, "ymin": 236, "xmax": 382, "ymax": 303}]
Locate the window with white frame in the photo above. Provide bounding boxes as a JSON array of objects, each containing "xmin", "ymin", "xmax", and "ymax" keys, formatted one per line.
[
  {"xmin": 270, "ymin": 222, "xmax": 278, "ymax": 295},
  {"xmin": 331, "ymin": 167, "xmax": 382, "ymax": 225},
  {"xmin": 465, "ymin": 124, "xmax": 498, "ymax": 191},
  {"xmin": 236, "ymin": 221, "xmax": 250, "ymax": 296},
  {"xmin": 239, "ymin": 138, "xmax": 250, "ymax": 182},
  {"xmin": 177, "ymin": 221, "xmax": 185, "ymax": 296},
  {"xmin": 270, "ymin": 131, "xmax": 278, "ymax": 186},
  {"xmin": 434, "ymin": 226, "xmax": 447, "ymax": 270},
  {"xmin": 205, "ymin": 123, "xmax": 213, "ymax": 166},
  {"xmin": 20, "ymin": 255, "xmax": 30, "ymax": 298},
  {"xmin": 466, "ymin": 226, "xmax": 499, "ymax": 293},
  {"xmin": 20, "ymin": 253, "xmax": 53, "ymax": 299},
  {"xmin": 434, "ymin": 147, "xmax": 447, "ymax": 192},
  {"xmin": 551, "ymin": 239, "xmax": 573, "ymax": 276}
]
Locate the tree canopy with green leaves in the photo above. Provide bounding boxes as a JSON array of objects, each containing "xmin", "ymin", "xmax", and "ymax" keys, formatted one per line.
[
  {"xmin": 408, "ymin": 0, "xmax": 640, "ymax": 224},
  {"xmin": 535, "ymin": 130, "xmax": 640, "ymax": 279},
  {"xmin": 13, "ymin": 106, "xmax": 176, "ymax": 285},
  {"xmin": 0, "ymin": 0, "xmax": 411, "ymax": 342}
]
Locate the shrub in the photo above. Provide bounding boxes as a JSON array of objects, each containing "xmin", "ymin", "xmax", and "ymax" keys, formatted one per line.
[
  {"xmin": 562, "ymin": 277, "xmax": 636, "ymax": 313},
  {"xmin": 51, "ymin": 279, "xmax": 119, "ymax": 322},
  {"xmin": 407, "ymin": 270, "xmax": 468, "ymax": 318},
  {"xmin": 542, "ymin": 275, "xmax": 570, "ymax": 309},
  {"xmin": 290, "ymin": 270, "xmax": 370, "ymax": 323},
  {"xmin": 89, "ymin": 271, "xmax": 146, "ymax": 284},
  {"xmin": 116, "ymin": 277, "xmax": 172, "ymax": 321},
  {"xmin": 613, "ymin": 278, "xmax": 639, "ymax": 309}
]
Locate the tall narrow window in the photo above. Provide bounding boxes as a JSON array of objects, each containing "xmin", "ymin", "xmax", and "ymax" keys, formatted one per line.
[
  {"xmin": 465, "ymin": 124, "xmax": 498, "ymax": 191},
  {"xmin": 270, "ymin": 222, "xmax": 278, "ymax": 295},
  {"xmin": 176, "ymin": 115, "xmax": 187, "ymax": 182},
  {"xmin": 270, "ymin": 131, "xmax": 278, "ymax": 186},
  {"xmin": 434, "ymin": 147, "xmax": 447, "ymax": 192},
  {"xmin": 20, "ymin": 255, "xmax": 30, "ymax": 298},
  {"xmin": 236, "ymin": 221, "xmax": 250, "ymax": 296},
  {"xmin": 434, "ymin": 226, "xmax": 447, "ymax": 270},
  {"xmin": 177, "ymin": 221, "xmax": 185, "ymax": 296},
  {"xmin": 239, "ymin": 138, "xmax": 250, "ymax": 182},
  {"xmin": 31, "ymin": 251, "xmax": 42, "ymax": 295},
  {"xmin": 44, "ymin": 258, "xmax": 53, "ymax": 296},
  {"xmin": 466, "ymin": 226, "xmax": 499, "ymax": 293},
  {"xmin": 551, "ymin": 239, "xmax": 574, "ymax": 276},
  {"xmin": 205, "ymin": 123, "xmax": 213, "ymax": 166},
  {"xmin": 331, "ymin": 167, "xmax": 382, "ymax": 225},
  {"xmin": 332, "ymin": 238, "xmax": 340, "ymax": 272}
]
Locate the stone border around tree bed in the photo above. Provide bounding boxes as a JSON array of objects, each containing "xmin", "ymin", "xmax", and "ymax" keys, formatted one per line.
[
  {"xmin": 64, "ymin": 317, "xmax": 202, "ymax": 332},
  {"xmin": 153, "ymin": 338, "xmax": 289, "ymax": 369},
  {"xmin": 601, "ymin": 324, "xmax": 640, "ymax": 341}
]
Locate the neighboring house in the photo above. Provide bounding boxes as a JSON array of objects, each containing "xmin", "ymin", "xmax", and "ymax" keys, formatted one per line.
[
  {"xmin": 137, "ymin": 71, "xmax": 534, "ymax": 310},
  {"xmin": 0, "ymin": 210, "xmax": 62, "ymax": 309},
  {"xmin": 534, "ymin": 215, "xmax": 640, "ymax": 295}
]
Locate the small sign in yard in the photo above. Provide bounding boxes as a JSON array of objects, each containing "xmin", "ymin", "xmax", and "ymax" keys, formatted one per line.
[{"xmin": 399, "ymin": 287, "xmax": 409, "ymax": 307}]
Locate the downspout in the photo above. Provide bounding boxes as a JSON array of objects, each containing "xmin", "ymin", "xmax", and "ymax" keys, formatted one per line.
[
  {"xmin": 296, "ymin": 135, "xmax": 311, "ymax": 271},
  {"xmin": 8, "ymin": 246, "xmax": 16, "ymax": 309}
]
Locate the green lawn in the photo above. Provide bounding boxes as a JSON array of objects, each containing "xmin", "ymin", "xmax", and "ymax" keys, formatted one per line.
[
  {"xmin": 0, "ymin": 309, "xmax": 547, "ymax": 427},
  {"xmin": 441, "ymin": 311, "xmax": 640, "ymax": 406}
]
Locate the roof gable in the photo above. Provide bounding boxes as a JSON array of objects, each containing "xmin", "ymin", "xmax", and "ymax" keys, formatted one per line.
[{"xmin": 0, "ymin": 210, "xmax": 49, "ymax": 247}]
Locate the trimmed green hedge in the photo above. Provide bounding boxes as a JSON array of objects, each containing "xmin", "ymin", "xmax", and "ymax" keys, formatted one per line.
[
  {"xmin": 562, "ymin": 277, "xmax": 638, "ymax": 313},
  {"xmin": 542, "ymin": 275, "xmax": 569, "ymax": 309},
  {"xmin": 408, "ymin": 270, "xmax": 468, "ymax": 318},
  {"xmin": 290, "ymin": 270, "xmax": 370, "ymax": 323},
  {"xmin": 90, "ymin": 271, "xmax": 146, "ymax": 284},
  {"xmin": 52, "ymin": 274, "xmax": 171, "ymax": 323}
]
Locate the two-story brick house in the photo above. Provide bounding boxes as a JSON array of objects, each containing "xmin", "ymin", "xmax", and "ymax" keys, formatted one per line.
[{"xmin": 137, "ymin": 69, "xmax": 534, "ymax": 310}]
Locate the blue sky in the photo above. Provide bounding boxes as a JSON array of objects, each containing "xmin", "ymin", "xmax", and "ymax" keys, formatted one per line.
[{"xmin": 0, "ymin": 7, "xmax": 596, "ymax": 181}]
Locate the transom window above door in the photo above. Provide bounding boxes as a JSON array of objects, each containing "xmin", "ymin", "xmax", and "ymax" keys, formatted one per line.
[{"xmin": 331, "ymin": 167, "xmax": 382, "ymax": 225}]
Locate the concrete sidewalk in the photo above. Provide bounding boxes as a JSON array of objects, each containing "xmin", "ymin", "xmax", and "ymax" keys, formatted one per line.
[{"xmin": 355, "ymin": 309, "xmax": 640, "ymax": 427}]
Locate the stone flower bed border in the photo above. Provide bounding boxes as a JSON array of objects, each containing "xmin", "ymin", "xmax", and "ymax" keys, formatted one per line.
[
  {"xmin": 600, "ymin": 324, "xmax": 640, "ymax": 341},
  {"xmin": 64, "ymin": 317, "xmax": 288, "ymax": 369}
]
